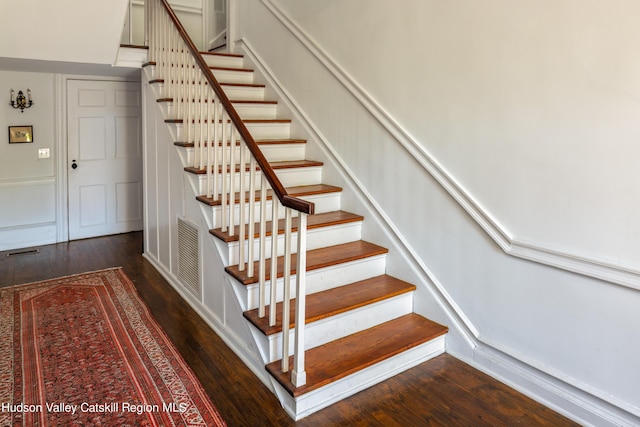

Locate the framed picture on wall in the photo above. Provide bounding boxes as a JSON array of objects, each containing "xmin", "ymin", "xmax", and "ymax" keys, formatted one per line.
[{"xmin": 8, "ymin": 126, "xmax": 33, "ymax": 143}]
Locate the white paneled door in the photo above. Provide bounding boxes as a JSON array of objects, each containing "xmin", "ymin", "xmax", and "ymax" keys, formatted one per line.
[{"xmin": 67, "ymin": 80, "xmax": 143, "ymax": 240}]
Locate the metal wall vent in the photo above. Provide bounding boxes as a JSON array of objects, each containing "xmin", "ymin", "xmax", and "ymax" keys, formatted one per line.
[{"xmin": 177, "ymin": 217, "xmax": 201, "ymax": 300}]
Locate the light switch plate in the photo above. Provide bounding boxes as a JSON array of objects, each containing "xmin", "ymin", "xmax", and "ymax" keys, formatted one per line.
[{"xmin": 38, "ymin": 148, "xmax": 50, "ymax": 159}]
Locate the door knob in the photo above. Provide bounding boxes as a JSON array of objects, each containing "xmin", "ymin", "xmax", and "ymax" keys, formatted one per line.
[{"xmin": 71, "ymin": 160, "xmax": 78, "ymax": 169}]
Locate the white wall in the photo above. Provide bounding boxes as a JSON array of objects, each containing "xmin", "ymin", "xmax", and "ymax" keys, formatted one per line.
[
  {"xmin": 232, "ymin": 1, "xmax": 640, "ymax": 425},
  {"xmin": 0, "ymin": 71, "xmax": 57, "ymax": 250},
  {"xmin": 0, "ymin": 67, "xmax": 141, "ymax": 251},
  {"xmin": 270, "ymin": 0, "xmax": 640, "ymax": 275}
]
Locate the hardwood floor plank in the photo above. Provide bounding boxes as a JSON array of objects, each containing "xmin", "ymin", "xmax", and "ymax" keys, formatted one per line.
[{"xmin": 0, "ymin": 232, "xmax": 580, "ymax": 426}]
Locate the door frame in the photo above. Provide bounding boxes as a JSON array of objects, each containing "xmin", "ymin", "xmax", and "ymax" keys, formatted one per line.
[{"xmin": 55, "ymin": 74, "xmax": 142, "ymax": 243}]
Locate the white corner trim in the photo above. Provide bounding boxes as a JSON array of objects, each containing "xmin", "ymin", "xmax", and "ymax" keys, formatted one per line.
[
  {"xmin": 55, "ymin": 74, "xmax": 69, "ymax": 243},
  {"xmin": 257, "ymin": 0, "xmax": 640, "ymax": 293}
]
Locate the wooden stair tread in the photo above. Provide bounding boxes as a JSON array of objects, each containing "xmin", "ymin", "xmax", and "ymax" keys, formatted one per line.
[
  {"xmin": 266, "ymin": 314, "xmax": 448, "ymax": 397},
  {"xmin": 165, "ymin": 118, "xmax": 291, "ymax": 124},
  {"xmin": 210, "ymin": 66, "xmax": 254, "ymax": 72},
  {"xmin": 151, "ymin": 78, "xmax": 264, "ymax": 88},
  {"xmin": 225, "ymin": 240, "xmax": 388, "ymax": 286},
  {"xmin": 210, "ymin": 210, "xmax": 363, "ymax": 243},
  {"xmin": 196, "ymin": 184, "xmax": 342, "ymax": 207},
  {"xmin": 269, "ymin": 159, "xmax": 322, "ymax": 169},
  {"xmin": 157, "ymin": 98, "xmax": 277, "ymax": 105},
  {"xmin": 201, "ymin": 51, "xmax": 243, "ymax": 58},
  {"xmin": 184, "ymin": 159, "xmax": 322, "ymax": 175},
  {"xmin": 173, "ymin": 138, "xmax": 306, "ymax": 148},
  {"xmin": 244, "ymin": 275, "xmax": 416, "ymax": 336},
  {"xmin": 231, "ymin": 100, "xmax": 278, "ymax": 105},
  {"xmin": 220, "ymin": 82, "xmax": 265, "ymax": 88}
]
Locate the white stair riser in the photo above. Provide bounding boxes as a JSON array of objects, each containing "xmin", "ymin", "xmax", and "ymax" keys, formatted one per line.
[
  {"xmin": 275, "ymin": 336, "xmax": 446, "ymax": 420},
  {"xmin": 191, "ymin": 167, "xmax": 322, "ymax": 195},
  {"xmin": 225, "ymin": 221, "xmax": 363, "ymax": 265},
  {"xmin": 158, "ymin": 101, "xmax": 278, "ymax": 121},
  {"xmin": 143, "ymin": 65, "xmax": 155, "ymax": 81},
  {"xmin": 233, "ymin": 103, "xmax": 278, "ymax": 120},
  {"xmin": 150, "ymin": 80, "xmax": 266, "ymax": 104},
  {"xmin": 169, "ymin": 122, "xmax": 291, "ymax": 141},
  {"xmin": 204, "ymin": 192, "xmax": 342, "ymax": 229},
  {"xmin": 182, "ymin": 144, "xmax": 307, "ymax": 165},
  {"xmin": 202, "ymin": 54, "xmax": 244, "ymax": 68},
  {"xmin": 221, "ymin": 85, "xmax": 265, "ymax": 101},
  {"xmin": 241, "ymin": 255, "xmax": 387, "ymax": 311},
  {"xmin": 212, "ymin": 69, "xmax": 254, "ymax": 84},
  {"xmin": 261, "ymin": 293, "xmax": 414, "ymax": 362}
]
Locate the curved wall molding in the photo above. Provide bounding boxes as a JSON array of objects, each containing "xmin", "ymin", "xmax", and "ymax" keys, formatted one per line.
[
  {"xmin": 232, "ymin": 2, "xmax": 640, "ymax": 424},
  {"xmin": 253, "ymin": 0, "xmax": 640, "ymax": 293}
]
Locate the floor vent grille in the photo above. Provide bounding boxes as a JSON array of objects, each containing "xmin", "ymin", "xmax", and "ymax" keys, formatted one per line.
[{"xmin": 177, "ymin": 217, "xmax": 201, "ymax": 299}]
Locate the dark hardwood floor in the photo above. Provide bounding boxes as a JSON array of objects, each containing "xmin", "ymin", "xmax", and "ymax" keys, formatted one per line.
[{"xmin": 0, "ymin": 232, "xmax": 580, "ymax": 426}]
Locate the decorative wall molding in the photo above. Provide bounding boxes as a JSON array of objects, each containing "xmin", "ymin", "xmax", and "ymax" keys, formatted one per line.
[
  {"xmin": 238, "ymin": 36, "xmax": 640, "ymax": 427},
  {"xmin": 237, "ymin": 2, "xmax": 640, "ymax": 425},
  {"xmin": 0, "ymin": 177, "xmax": 55, "ymax": 187},
  {"xmin": 256, "ymin": 0, "xmax": 640, "ymax": 293}
]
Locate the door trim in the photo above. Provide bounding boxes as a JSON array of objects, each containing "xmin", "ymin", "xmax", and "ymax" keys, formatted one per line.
[{"xmin": 55, "ymin": 74, "xmax": 141, "ymax": 243}]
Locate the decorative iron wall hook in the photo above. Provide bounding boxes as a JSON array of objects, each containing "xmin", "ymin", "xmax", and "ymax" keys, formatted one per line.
[{"xmin": 9, "ymin": 89, "xmax": 34, "ymax": 112}]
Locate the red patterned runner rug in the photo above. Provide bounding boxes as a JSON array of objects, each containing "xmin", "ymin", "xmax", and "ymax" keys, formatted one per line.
[{"xmin": 0, "ymin": 268, "xmax": 226, "ymax": 427}]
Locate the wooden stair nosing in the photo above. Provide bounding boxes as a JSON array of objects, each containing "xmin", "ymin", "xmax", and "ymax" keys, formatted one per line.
[
  {"xmin": 225, "ymin": 240, "xmax": 389, "ymax": 286},
  {"xmin": 195, "ymin": 184, "xmax": 342, "ymax": 207},
  {"xmin": 211, "ymin": 66, "xmax": 254, "ymax": 73},
  {"xmin": 210, "ymin": 210, "xmax": 363, "ymax": 243},
  {"xmin": 220, "ymin": 82, "xmax": 266, "ymax": 88},
  {"xmin": 243, "ymin": 275, "xmax": 416, "ymax": 336},
  {"xmin": 266, "ymin": 313, "xmax": 448, "ymax": 397},
  {"xmin": 173, "ymin": 138, "xmax": 307, "ymax": 148},
  {"xmin": 164, "ymin": 118, "xmax": 291, "ymax": 124},
  {"xmin": 201, "ymin": 51, "xmax": 243, "ymax": 58},
  {"xmin": 149, "ymin": 80, "xmax": 267, "ymax": 90},
  {"xmin": 157, "ymin": 98, "xmax": 277, "ymax": 105},
  {"xmin": 184, "ymin": 159, "xmax": 323, "ymax": 175},
  {"xmin": 231, "ymin": 100, "xmax": 278, "ymax": 105}
]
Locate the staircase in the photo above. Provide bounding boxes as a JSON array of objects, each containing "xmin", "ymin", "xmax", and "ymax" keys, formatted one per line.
[{"xmin": 144, "ymin": 1, "xmax": 447, "ymax": 420}]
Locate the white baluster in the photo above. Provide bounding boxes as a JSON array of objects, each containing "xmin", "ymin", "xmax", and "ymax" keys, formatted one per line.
[
  {"xmin": 238, "ymin": 138, "xmax": 246, "ymax": 271},
  {"xmin": 212, "ymin": 101, "xmax": 220, "ymax": 201},
  {"xmin": 269, "ymin": 196, "xmax": 279, "ymax": 327},
  {"xmin": 206, "ymin": 94, "xmax": 213, "ymax": 198},
  {"xmin": 292, "ymin": 213, "xmax": 307, "ymax": 387},
  {"xmin": 258, "ymin": 176, "xmax": 268, "ymax": 318},
  {"xmin": 220, "ymin": 110, "xmax": 228, "ymax": 232},
  {"xmin": 281, "ymin": 208, "xmax": 293, "ymax": 372},
  {"xmin": 228, "ymin": 126, "xmax": 236, "ymax": 236},
  {"xmin": 247, "ymin": 156, "xmax": 256, "ymax": 277}
]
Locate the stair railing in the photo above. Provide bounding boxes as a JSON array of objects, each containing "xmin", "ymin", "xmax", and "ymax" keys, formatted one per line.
[{"xmin": 146, "ymin": 0, "xmax": 312, "ymax": 387}]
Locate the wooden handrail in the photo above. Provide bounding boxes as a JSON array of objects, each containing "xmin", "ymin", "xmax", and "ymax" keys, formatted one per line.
[{"xmin": 158, "ymin": 0, "xmax": 314, "ymax": 215}]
